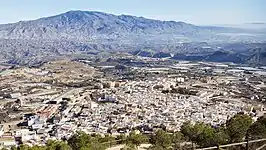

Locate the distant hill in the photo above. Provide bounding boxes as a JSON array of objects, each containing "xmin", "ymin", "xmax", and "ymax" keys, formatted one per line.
[
  {"xmin": 172, "ymin": 54, "xmax": 205, "ymax": 61},
  {"xmin": 158, "ymin": 50, "xmax": 265, "ymax": 65},
  {"xmin": 247, "ymin": 48, "xmax": 266, "ymax": 65},
  {"xmin": 204, "ymin": 51, "xmax": 246, "ymax": 63}
]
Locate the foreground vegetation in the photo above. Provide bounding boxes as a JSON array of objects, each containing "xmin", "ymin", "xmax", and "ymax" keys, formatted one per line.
[{"xmin": 2, "ymin": 113, "xmax": 266, "ymax": 150}]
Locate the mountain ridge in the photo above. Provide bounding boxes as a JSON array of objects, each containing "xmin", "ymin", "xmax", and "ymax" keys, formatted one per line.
[
  {"xmin": 0, "ymin": 10, "xmax": 266, "ymax": 65},
  {"xmin": 1, "ymin": 10, "xmax": 264, "ymax": 42},
  {"xmin": 0, "ymin": 10, "xmax": 199, "ymax": 40}
]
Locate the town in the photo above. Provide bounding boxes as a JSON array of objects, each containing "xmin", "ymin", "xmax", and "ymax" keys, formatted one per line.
[{"xmin": 0, "ymin": 55, "xmax": 265, "ymax": 149}]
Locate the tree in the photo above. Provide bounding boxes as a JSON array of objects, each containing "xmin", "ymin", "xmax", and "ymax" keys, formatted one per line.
[
  {"xmin": 116, "ymin": 134, "xmax": 127, "ymax": 144},
  {"xmin": 181, "ymin": 121, "xmax": 207, "ymax": 147},
  {"xmin": 150, "ymin": 129, "xmax": 172, "ymax": 149},
  {"xmin": 67, "ymin": 131, "xmax": 106, "ymax": 150},
  {"xmin": 258, "ymin": 115, "xmax": 266, "ymax": 125},
  {"xmin": 181, "ymin": 122, "xmax": 229, "ymax": 148},
  {"xmin": 212, "ymin": 127, "xmax": 229, "ymax": 145},
  {"xmin": 46, "ymin": 140, "xmax": 71, "ymax": 150},
  {"xmin": 68, "ymin": 131, "xmax": 92, "ymax": 149},
  {"xmin": 17, "ymin": 145, "xmax": 31, "ymax": 150},
  {"xmin": 226, "ymin": 113, "xmax": 252, "ymax": 143},
  {"xmin": 196, "ymin": 124, "xmax": 229, "ymax": 147},
  {"xmin": 126, "ymin": 131, "xmax": 147, "ymax": 149},
  {"xmin": 248, "ymin": 116, "xmax": 266, "ymax": 139},
  {"xmin": 172, "ymin": 132, "xmax": 184, "ymax": 143},
  {"xmin": 248, "ymin": 121, "xmax": 266, "ymax": 140},
  {"xmin": 172, "ymin": 132, "xmax": 184, "ymax": 149},
  {"xmin": 196, "ymin": 124, "xmax": 216, "ymax": 147},
  {"xmin": 180, "ymin": 121, "xmax": 194, "ymax": 141}
]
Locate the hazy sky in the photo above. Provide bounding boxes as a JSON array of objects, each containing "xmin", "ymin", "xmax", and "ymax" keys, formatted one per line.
[{"xmin": 0, "ymin": 0, "xmax": 265, "ymax": 25}]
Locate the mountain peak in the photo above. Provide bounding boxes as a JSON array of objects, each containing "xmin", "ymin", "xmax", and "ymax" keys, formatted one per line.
[
  {"xmin": 45, "ymin": 10, "xmax": 114, "ymax": 21},
  {"xmin": 64, "ymin": 10, "xmax": 111, "ymax": 16}
]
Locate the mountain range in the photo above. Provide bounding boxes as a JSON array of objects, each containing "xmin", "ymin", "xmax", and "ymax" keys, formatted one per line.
[
  {"xmin": 1, "ymin": 10, "xmax": 265, "ymax": 42},
  {"xmin": 0, "ymin": 10, "xmax": 266, "ymax": 65}
]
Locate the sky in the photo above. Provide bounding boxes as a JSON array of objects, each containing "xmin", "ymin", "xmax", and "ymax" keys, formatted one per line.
[{"xmin": 0, "ymin": 0, "xmax": 265, "ymax": 25}]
